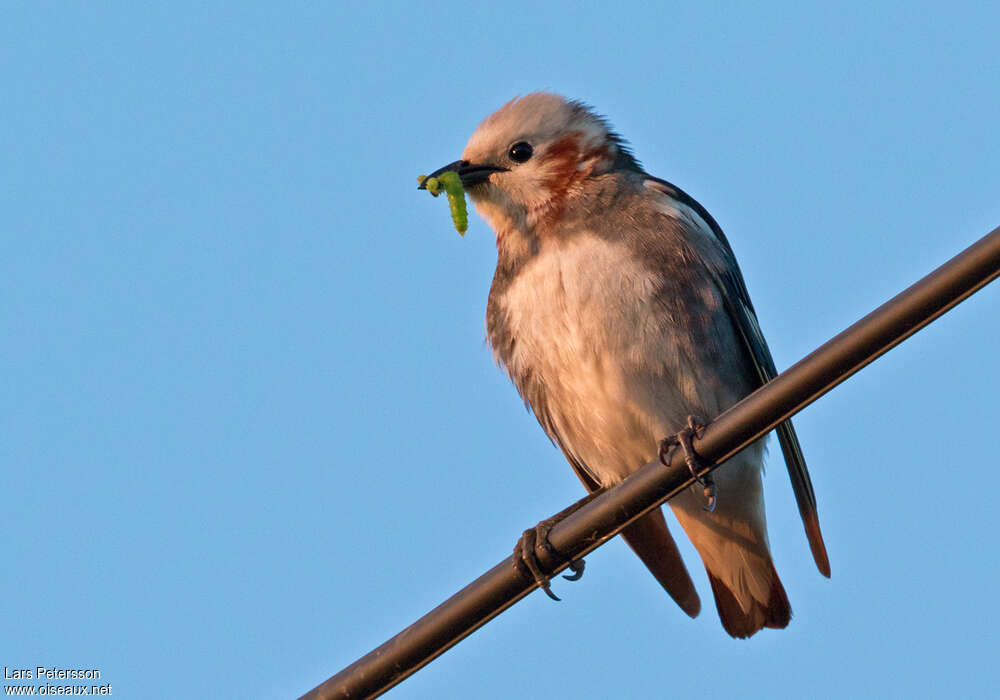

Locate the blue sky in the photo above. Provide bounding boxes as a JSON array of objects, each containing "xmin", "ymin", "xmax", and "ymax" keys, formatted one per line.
[{"xmin": 3, "ymin": 2, "xmax": 999, "ymax": 698}]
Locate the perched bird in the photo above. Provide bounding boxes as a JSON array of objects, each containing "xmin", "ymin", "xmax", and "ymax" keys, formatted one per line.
[{"xmin": 422, "ymin": 93, "xmax": 829, "ymax": 638}]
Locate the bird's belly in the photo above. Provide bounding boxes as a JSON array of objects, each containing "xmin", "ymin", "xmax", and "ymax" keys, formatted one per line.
[{"xmin": 496, "ymin": 234, "xmax": 733, "ymax": 485}]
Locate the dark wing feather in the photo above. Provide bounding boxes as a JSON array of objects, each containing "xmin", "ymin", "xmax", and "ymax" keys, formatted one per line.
[
  {"xmin": 646, "ymin": 176, "xmax": 831, "ymax": 577},
  {"xmin": 531, "ymin": 389, "xmax": 702, "ymax": 615},
  {"xmin": 557, "ymin": 443, "xmax": 701, "ymax": 617}
]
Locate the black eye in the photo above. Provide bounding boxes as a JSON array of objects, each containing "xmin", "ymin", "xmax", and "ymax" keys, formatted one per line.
[{"xmin": 508, "ymin": 141, "xmax": 533, "ymax": 163}]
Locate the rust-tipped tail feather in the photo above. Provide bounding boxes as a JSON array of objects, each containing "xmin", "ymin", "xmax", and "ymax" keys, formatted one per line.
[{"xmin": 706, "ymin": 560, "xmax": 790, "ymax": 638}]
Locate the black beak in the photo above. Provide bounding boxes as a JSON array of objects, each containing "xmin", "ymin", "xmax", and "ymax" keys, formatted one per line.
[{"xmin": 417, "ymin": 160, "xmax": 508, "ymax": 189}]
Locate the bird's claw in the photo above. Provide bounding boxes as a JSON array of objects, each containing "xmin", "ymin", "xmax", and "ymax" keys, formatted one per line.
[
  {"xmin": 659, "ymin": 415, "xmax": 717, "ymax": 512},
  {"xmin": 701, "ymin": 477, "xmax": 717, "ymax": 512},
  {"xmin": 514, "ymin": 524, "xmax": 560, "ymax": 600},
  {"xmin": 513, "ymin": 518, "xmax": 586, "ymax": 601},
  {"xmin": 562, "ymin": 559, "xmax": 585, "ymax": 581}
]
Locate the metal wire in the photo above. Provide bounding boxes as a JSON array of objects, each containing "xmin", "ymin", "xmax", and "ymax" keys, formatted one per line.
[{"xmin": 298, "ymin": 226, "xmax": 1000, "ymax": 700}]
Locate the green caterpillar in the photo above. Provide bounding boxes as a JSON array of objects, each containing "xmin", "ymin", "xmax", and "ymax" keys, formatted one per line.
[{"xmin": 417, "ymin": 171, "xmax": 468, "ymax": 235}]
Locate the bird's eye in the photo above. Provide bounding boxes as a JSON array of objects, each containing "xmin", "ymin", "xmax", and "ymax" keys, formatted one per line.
[{"xmin": 508, "ymin": 142, "xmax": 534, "ymax": 163}]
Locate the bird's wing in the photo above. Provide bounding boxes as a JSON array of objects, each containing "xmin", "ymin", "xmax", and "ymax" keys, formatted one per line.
[
  {"xmin": 529, "ymin": 389, "xmax": 702, "ymax": 614},
  {"xmin": 558, "ymin": 443, "xmax": 701, "ymax": 617},
  {"xmin": 645, "ymin": 176, "xmax": 831, "ymax": 577}
]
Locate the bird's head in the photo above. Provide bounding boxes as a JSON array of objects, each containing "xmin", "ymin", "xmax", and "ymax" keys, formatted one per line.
[{"xmin": 421, "ymin": 93, "xmax": 639, "ymax": 234}]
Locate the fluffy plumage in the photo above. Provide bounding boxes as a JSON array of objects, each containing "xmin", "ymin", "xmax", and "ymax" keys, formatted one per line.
[{"xmin": 451, "ymin": 92, "xmax": 828, "ymax": 637}]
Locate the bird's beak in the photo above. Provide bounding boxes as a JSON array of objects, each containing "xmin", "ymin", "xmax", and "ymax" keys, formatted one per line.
[{"xmin": 417, "ymin": 160, "xmax": 508, "ymax": 189}]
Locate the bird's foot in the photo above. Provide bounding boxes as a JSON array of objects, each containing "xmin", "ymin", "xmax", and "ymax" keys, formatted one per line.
[
  {"xmin": 659, "ymin": 415, "xmax": 717, "ymax": 512},
  {"xmin": 513, "ymin": 491, "xmax": 602, "ymax": 600},
  {"xmin": 514, "ymin": 520, "xmax": 567, "ymax": 601}
]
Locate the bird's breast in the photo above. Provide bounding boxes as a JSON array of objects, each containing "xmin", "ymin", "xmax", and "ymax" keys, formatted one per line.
[
  {"xmin": 489, "ymin": 232, "xmax": 728, "ymax": 483},
  {"xmin": 495, "ymin": 233, "xmax": 658, "ymax": 378}
]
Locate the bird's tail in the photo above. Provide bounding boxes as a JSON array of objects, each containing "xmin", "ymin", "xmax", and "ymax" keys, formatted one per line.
[
  {"xmin": 670, "ymin": 451, "xmax": 791, "ymax": 638},
  {"xmin": 704, "ymin": 558, "xmax": 790, "ymax": 638}
]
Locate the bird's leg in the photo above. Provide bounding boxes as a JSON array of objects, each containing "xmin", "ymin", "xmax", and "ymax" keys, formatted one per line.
[
  {"xmin": 513, "ymin": 489, "xmax": 605, "ymax": 600},
  {"xmin": 659, "ymin": 415, "xmax": 717, "ymax": 512}
]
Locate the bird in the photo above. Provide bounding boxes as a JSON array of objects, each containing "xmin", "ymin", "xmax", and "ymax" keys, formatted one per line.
[{"xmin": 421, "ymin": 92, "xmax": 830, "ymax": 638}]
